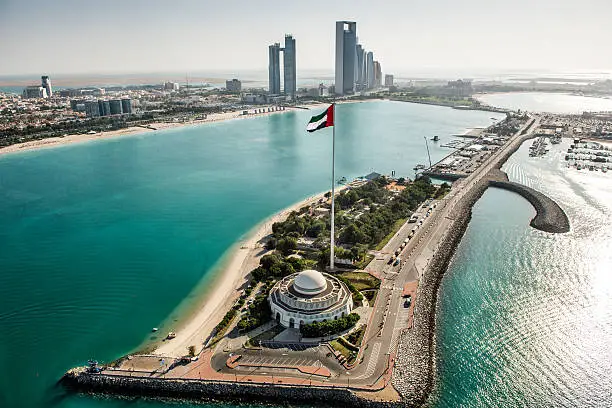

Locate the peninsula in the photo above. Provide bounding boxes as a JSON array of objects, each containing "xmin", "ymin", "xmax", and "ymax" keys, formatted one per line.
[{"xmin": 61, "ymin": 111, "xmax": 571, "ymax": 407}]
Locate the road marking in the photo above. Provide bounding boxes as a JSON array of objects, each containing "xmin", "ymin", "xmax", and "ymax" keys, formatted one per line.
[{"xmin": 354, "ymin": 342, "xmax": 381, "ymax": 379}]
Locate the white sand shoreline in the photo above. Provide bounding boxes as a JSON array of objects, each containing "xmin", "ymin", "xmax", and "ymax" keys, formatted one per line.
[
  {"xmin": 0, "ymin": 103, "xmax": 327, "ymax": 157},
  {"xmin": 152, "ymin": 190, "xmax": 337, "ymax": 357}
]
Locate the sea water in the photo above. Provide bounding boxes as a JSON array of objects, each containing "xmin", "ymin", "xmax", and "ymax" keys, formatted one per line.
[{"xmin": 0, "ymin": 101, "xmax": 501, "ymax": 407}]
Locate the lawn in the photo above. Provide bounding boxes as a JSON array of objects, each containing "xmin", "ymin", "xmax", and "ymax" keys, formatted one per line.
[{"xmin": 339, "ymin": 271, "xmax": 381, "ymax": 292}]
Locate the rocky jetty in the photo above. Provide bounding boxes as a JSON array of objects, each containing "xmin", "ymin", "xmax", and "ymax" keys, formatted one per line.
[{"xmin": 61, "ymin": 368, "xmax": 404, "ymax": 408}]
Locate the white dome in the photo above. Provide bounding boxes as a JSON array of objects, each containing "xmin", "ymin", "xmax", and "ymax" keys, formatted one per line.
[{"xmin": 293, "ymin": 270, "xmax": 327, "ymax": 296}]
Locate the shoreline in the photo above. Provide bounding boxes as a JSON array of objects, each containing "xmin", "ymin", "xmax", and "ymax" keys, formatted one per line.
[
  {"xmin": 151, "ymin": 189, "xmax": 340, "ymax": 357},
  {"xmin": 0, "ymin": 103, "xmax": 326, "ymax": 157}
]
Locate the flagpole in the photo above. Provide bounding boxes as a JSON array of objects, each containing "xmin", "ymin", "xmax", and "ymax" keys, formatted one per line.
[{"xmin": 330, "ymin": 103, "xmax": 336, "ymax": 271}]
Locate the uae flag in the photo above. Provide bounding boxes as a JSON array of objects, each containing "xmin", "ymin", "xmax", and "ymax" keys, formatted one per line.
[{"xmin": 306, "ymin": 105, "xmax": 334, "ymax": 132}]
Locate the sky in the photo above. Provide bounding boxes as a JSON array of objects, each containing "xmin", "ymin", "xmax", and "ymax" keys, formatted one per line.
[{"xmin": 1, "ymin": 0, "xmax": 611, "ymax": 78}]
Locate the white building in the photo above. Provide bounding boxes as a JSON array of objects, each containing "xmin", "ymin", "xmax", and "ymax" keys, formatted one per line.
[{"xmin": 268, "ymin": 270, "xmax": 353, "ymax": 329}]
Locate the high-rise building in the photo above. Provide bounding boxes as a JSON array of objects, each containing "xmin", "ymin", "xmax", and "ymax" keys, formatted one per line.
[
  {"xmin": 366, "ymin": 52, "xmax": 375, "ymax": 90},
  {"xmin": 335, "ymin": 21, "xmax": 357, "ymax": 95},
  {"xmin": 109, "ymin": 99, "xmax": 123, "ymax": 115},
  {"xmin": 226, "ymin": 79, "xmax": 242, "ymax": 92},
  {"xmin": 385, "ymin": 74, "xmax": 394, "ymax": 87},
  {"xmin": 41, "ymin": 76, "xmax": 52, "ymax": 98},
  {"xmin": 22, "ymin": 86, "xmax": 47, "ymax": 98},
  {"xmin": 355, "ymin": 43, "xmax": 367, "ymax": 91},
  {"xmin": 268, "ymin": 43, "xmax": 281, "ymax": 95},
  {"xmin": 164, "ymin": 81, "xmax": 180, "ymax": 91},
  {"xmin": 84, "ymin": 100, "xmax": 100, "ymax": 117},
  {"xmin": 121, "ymin": 98, "xmax": 132, "ymax": 114},
  {"xmin": 374, "ymin": 61, "xmax": 382, "ymax": 87},
  {"xmin": 283, "ymin": 35, "xmax": 296, "ymax": 98}
]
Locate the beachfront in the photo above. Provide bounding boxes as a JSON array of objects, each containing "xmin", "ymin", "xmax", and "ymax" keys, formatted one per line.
[{"xmin": 0, "ymin": 103, "xmax": 324, "ymax": 156}]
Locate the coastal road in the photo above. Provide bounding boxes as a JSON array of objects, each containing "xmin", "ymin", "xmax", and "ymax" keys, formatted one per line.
[{"xmin": 342, "ymin": 115, "xmax": 540, "ymax": 388}]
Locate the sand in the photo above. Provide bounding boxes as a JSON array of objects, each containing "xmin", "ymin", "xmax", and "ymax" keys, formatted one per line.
[
  {"xmin": 152, "ymin": 189, "xmax": 338, "ymax": 357},
  {"xmin": 0, "ymin": 103, "xmax": 325, "ymax": 156}
]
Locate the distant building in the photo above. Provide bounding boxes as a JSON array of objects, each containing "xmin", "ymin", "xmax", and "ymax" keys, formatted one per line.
[
  {"xmin": 355, "ymin": 43, "xmax": 366, "ymax": 91},
  {"xmin": 374, "ymin": 61, "xmax": 382, "ymax": 87},
  {"xmin": 283, "ymin": 34, "xmax": 296, "ymax": 98},
  {"xmin": 100, "ymin": 100, "xmax": 111, "ymax": 116},
  {"xmin": 41, "ymin": 76, "xmax": 52, "ymax": 98},
  {"xmin": 242, "ymin": 93, "xmax": 267, "ymax": 104},
  {"xmin": 268, "ymin": 43, "xmax": 281, "ymax": 94},
  {"xmin": 93, "ymin": 88, "xmax": 105, "ymax": 96},
  {"xmin": 366, "ymin": 51, "xmax": 374, "ymax": 89},
  {"xmin": 164, "ymin": 81, "xmax": 180, "ymax": 91},
  {"xmin": 109, "ymin": 99, "xmax": 123, "ymax": 115},
  {"xmin": 385, "ymin": 74, "xmax": 394, "ymax": 87},
  {"xmin": 22, "ymin": 86, "xmax": 47, "ymax": 99},
  {"xmin": 121, "ymin": 98, "xmax": 132, "ymax": 114},
  {"xmin": 84, "ymin": 100, "xmax": 100, "ymax": 117},
  {"xmin": 226, "ymin": 79, "xmax": 242, "ymax": 92},
  {"xmin": 335, "ymin": 21, "xmax": 357, "ymax": 95}
]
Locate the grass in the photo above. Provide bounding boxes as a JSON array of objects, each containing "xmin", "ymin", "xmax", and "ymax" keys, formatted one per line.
[
  {"xmin": 330, "ymin": 339, "xmax": 354, "ymax": 361},
  {"xmin": 354, "ymin": 253, "xmax": 374, "ymax": 270},
  {"xmin": 339, "ymin": 271, "xmax": 381, "ymax": 292},
  {"xmin": 374, "ymin": 218, "xmax": 407, "ymax": 251},
  {"xmin": 362, "ymin": 289, "xmax": 378, "ymax": 305},
  {"xmin": 246, "ymin": 324, "xmax": 283, "ymax": 347}
]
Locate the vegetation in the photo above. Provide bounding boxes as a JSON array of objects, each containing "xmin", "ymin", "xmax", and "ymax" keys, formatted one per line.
[
  {"xmin": 330, "ymin": 339, "xmax": 356, "ymax": 364},
  {"xmin": 300, "ymin": 312, "xmax": 360, "ymax": 338},
  {"xmin": 345, "ymin": 325, "xmax": 366, "ymax": 347},
  {"xmin": 236, "ymin": 282, "xmax": 275, "ymax": 333},
  {"xmin": 187, "ymin": 345, "xmax": 196, "ymax": 357},
  {"xmin": 338, "ymin": 272, "xmax": 380, "ymax": 292}
]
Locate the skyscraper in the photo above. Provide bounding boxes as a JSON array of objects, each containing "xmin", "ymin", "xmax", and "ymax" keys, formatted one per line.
[
  {"xmin": 268, "ymin": 43, "xmax": 281, "ymax": 95},
  {"xmin": 355, "ymin": 43, "xmax": 366, "ymax": 91},
  {"xmin": 366, "ymin": 51, "xmax": 375, "ymax": 90},
  {"xmin": 283, "ymin": 35, "xmax": 296, "ymax": 98},
  {"xmin": 374, "ymin": 61, "xmax": 382, "ymax": 87},
  {"xmin": 335, "ymin": 21, "xmax": 357, "ymax": 96},
  {"xmin": 41, "ymin": 75, "xmax": 52, "ymax": 98}
]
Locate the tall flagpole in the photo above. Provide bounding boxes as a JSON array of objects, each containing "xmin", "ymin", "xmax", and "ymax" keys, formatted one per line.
[{"xmin": 330, "ymin": 103, "xmax": 336, "ymax": 271}]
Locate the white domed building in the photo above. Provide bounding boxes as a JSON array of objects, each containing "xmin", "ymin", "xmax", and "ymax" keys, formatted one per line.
[{"xmin": 268, "ymin": 269, "xmax": 353, "ymax": 329}]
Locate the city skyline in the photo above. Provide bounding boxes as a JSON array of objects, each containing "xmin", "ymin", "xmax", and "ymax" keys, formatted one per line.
[{"xmin": 1, "ymin": 0, "xmax": 612, "ymax": 76}]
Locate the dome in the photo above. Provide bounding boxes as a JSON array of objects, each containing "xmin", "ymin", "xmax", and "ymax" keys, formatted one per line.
[{"xmin": 293, "ymin": 270, "xmax": 327, "ymax": 296}]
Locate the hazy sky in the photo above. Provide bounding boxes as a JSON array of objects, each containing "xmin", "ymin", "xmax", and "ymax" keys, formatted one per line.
[{"xmin": 1, "ymin": 0, "xmax": 611, "ymax": 77}]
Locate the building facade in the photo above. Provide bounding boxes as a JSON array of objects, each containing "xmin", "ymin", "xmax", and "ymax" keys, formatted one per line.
[
  {"xmin": 366, "ymin": 51, "xmax": 374, "ymax": 89},
  {"xmin": 335, "ymin": 21, "xmax": 357, "ymax": 96},
  {"xmin": 121, "ymin": 98, "xmax": 132, "ymax": 114},
  {"xmin": 84, "ymin": 100, "xmax": 100, "ymax": 117},
  {"xmin": 41, "ymin": 76, "xmax": 52, "ymax": 98},
  {"xmin": 226, "ymin": 79, "xmax": 242, "ymax": 92},
  {"xmin": 374, "ymin": 61, "xmax": 382, "ymax": 87},
  {"xmin": 283, "ymin": 35, "xmax": 296, "ymax": 98},
  {"xmin": 385, "ymin": 74, "xmax": 394, "ymax": 87},
  {"xmin": 22, "ymin": 86, "xmax": 47, "ymax": 99},
  {"xmin": 109, "ymin": 99, "xmax": 123, "ymax": 115},
  {"xmin": 268, "ymin": 270, "xmax": 353, "ymax": 329},
  {"xmin": 268, "ymin": 43, "xmax": 281, "ymax": 95}
]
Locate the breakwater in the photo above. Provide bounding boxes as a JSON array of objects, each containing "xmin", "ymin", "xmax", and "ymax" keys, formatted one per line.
[
  {"xmin": 61, "ymin": 369, "xmax": 403, "ymax": 408},
  {"xmin": 490, "ymin": 180, "xmax": 570, "ymax": 233},
  {"xmin": 392, "ymin": 176, "xmax": 490, "ymax": 406}
]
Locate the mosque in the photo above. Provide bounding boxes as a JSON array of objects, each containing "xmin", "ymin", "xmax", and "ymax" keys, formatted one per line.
[{"xmin": 268, "ymin": 269, "xmax": 353, "ymax": 329}]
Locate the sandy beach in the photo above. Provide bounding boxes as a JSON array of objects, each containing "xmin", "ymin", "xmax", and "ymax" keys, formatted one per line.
[
  {"xmin": 0, "ymin": 102, "xmax": 325, "ymax": 156},
  {"xmin": 152, "ymin": 189, "xmax": 336, "ymax": 357}
]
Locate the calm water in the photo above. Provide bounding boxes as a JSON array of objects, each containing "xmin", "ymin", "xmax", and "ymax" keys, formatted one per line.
[
  {"xmin": 477, "ymin": 92, "xmax": 612, "ymax": 113},
  {"xmin": 0, "ymin": 101, "xmax": 502, "ymax": 408},
  {"xmin": 431, "ymin": 139, "xmax": 612, "ymax": 406}
]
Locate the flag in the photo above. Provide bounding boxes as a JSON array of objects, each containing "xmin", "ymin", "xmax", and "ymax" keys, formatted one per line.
[{"xmin": 306, "ymin": 105, "xmax": 334, "ymax": 132}]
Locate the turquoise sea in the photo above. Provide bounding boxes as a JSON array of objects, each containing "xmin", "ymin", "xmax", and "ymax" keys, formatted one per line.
[{"xmin": 0, "ymin": 101, "xmax": 503, "ymax": 408}]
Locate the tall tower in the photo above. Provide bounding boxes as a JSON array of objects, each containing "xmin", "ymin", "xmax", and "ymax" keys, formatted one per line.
[
  {"xmin": 41, "ymin": 75, "xmax": 52, "ymax": 98},
  {"xmin": 268, "ymin": 43, "xmax": 281, "ymax": 95},
  {"xmin": 283, "ymin": 35, "xmax": 296, "ymax": 99},
  {"xmin": 335, "ymin": 21, "xmax": 357, "ymax": 96},
  {"xmin": 366, "ymin": 52, "xmax": 374, "ymax": 89},
  {"xmin": 355, "ymin": 43, "xmax": 365, "ymax": 91}
]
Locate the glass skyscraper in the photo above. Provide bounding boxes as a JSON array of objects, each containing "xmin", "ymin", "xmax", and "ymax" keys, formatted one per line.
[
  {"xmin": 268, "ymin": 43, "xmax": 281, "ymax": 95},
  {"xmin": 283, "ymin": 35, "xmax": 296, "ymax": 98},
  {"xmin": 335, "ymin": 21, "xmax": 357, "ymax": 96}
]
